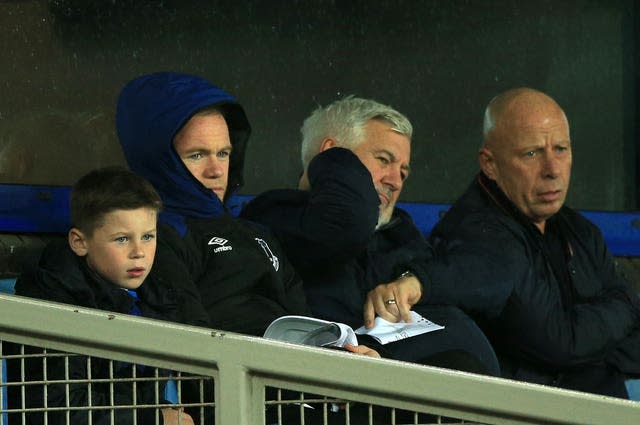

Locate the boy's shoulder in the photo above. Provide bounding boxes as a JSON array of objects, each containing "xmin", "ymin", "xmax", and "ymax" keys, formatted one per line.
[{"xmin": 15, "ymin": 238, "xmax": 97, "ymax": 305}]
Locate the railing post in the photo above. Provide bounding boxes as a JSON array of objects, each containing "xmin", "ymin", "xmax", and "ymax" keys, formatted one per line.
[{"xmin": 216, "ymin": 362, "xmax": 265, "ymax": 425}]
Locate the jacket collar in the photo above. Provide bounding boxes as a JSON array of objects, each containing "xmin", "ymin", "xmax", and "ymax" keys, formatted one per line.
[
  {"xmin": 477, "ymin": 172, "xmax": 550, "ymax": 235},
  {"xmin": 477, "ymin": 172, "xmax": 574, "ymax": 258}
]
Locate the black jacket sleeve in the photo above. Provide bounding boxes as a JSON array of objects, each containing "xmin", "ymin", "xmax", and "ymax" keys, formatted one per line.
[
  {"xmin": 241, "ymin": 147, "xmax": 380, "ymax": 272},
  {"xmin": 251, "ymin": 223, "xmax": 312, "ymax": 317},
  {"xmin": 606, "ymin": 328, "xmax": 640, "ymax": 375},
  {"xmin": 151, "ymin": 224, "xmax": 211, "ymax": 327}
]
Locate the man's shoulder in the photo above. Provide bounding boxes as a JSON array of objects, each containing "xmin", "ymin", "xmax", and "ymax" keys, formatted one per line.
[
  {"xmin": 164, "ymin": 213, "xmax": 249, "ymax": 237},
  {"xmin": 240, "ymin": 189, "xmax": 308, "ymax": 221},
  {"xmin": 171, "ymin": 212, "xmax": 284, "ymax": 251},
  {"xmin": 387, "ymin": 207, "xmax": 425, "ymax": 237},
  {"xmin": 430, "ymin": 181, "xmax": 529, "ymax": 248},
  {"xmin": 555, "ymin": 206, "xmax": 604, "ymax": 239},
  {"xmin": 433, "ymin": 178, "xmax": 516, "ymax": 234},
  {"xmin": 233, "ymin": 215, "xmax": 285, "ymax": 245}
]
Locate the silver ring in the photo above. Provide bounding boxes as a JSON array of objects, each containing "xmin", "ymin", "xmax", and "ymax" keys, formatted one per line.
[{"xmin": 385, "ymin": 299, "xmax": 397, "ymax": 305}]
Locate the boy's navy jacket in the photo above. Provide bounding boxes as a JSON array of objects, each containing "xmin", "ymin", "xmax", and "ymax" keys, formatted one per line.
[
  {"xmin": 14, "ymin": 240, "xmax": 203, "ymax": 324},
  {"xmin": 10, "ymin": 240, "xmax": 207, "ymax": 425},
  {"xmin": 117, "ymin": 72, "xmax": 309, "ymax": 336}
]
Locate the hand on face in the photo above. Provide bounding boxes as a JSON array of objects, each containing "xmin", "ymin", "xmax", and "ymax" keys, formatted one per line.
[{"xmin": 363, "ymin": 273, "xmax": 422, "ymax": 329}]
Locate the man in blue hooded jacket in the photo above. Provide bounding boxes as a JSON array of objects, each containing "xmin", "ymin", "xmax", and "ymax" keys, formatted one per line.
[{"xmin": 116, "ymin": 72, "xmax": 310, "ymax": 337}]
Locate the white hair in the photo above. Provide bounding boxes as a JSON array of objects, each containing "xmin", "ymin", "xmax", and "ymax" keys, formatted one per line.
[{"xmin": 300, "ymin": 96, "xmax": 413, "ymax": 169}]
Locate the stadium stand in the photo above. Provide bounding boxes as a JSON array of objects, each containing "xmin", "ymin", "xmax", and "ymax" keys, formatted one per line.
[{"xmin": 1, "ymin": 184, "xmax": 639, "ymax": 424}]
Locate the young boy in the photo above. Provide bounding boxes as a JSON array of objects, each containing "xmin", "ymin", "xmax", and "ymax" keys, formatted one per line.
[{"xmin": 9, "ymin": 166, "xmax": 206, "ymax": 425}]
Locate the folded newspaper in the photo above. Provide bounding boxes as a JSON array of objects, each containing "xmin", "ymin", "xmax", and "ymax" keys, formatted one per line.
[
  {"xmin": 354, "ymin": 311, "xmax": 444, "ymax": 344},
  {"xmin": 264, "ymin": 311, "xmax": 443, "ymax": 347}
]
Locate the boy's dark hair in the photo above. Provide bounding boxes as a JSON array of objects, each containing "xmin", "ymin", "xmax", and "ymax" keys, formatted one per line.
[{"xmin": 71, "ymin": 166, "xmax": 162, "ymax": 235}]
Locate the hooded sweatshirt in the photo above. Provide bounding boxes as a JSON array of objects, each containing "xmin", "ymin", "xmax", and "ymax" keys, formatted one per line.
[{"xmin": 117, "ymin": 72, "xmax": 309, "ymax": 336}]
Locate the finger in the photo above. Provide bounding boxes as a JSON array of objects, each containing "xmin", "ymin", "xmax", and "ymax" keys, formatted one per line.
[
  {"xmin": 343, "ymin": 343, "xmax": 356, "ymax": 352},
  {"xmin": 389, "ymin": 281, "xmax": 417, "ymax": 322},
  {"xmin": 395, "ymin": 299, "xmax": 412, "ymax": 323},
  {"xmin": 363, "ymin": 297, "xmax": 376, "ymax": 329},
  {"xmin": 375, "ymin": 296, "xmax": 400, "ymax": 323},
  {"xmin": 344, "ymin": 344, "xmax": 381, "ymax": 358},
  {"xmin": 377, "ymin": 286, "xmax": 402, "ymax": 322},
  {"xmin": 390, "ymin": 289, "xmax": 411, "ymax": 322},
  {"xmin": 346, "ymin": 344, "xmax": 366, "ymax": 354},
  {"xmin": 363, "ymin": 347, "xmax": 381, "ymax": 358}
]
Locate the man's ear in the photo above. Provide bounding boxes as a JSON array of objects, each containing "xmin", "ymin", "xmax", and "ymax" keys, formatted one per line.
[
  {"xmin": 478, "ymin": 146, "xmax": 497, "ymax": 180},
  {"xmin": 319, "ymin": 137, "xmax": 338, "ymax": 152},
  {"xmin": 68, "ymin": 228, "xmax": 89, "ymax": 257}
]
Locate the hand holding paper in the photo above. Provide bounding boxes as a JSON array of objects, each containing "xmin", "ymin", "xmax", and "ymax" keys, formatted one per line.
[
  {"xmin": 355, "ymin": 311, "xmax": 444, "ymax": 345},
  {"xmin": 363, "ymin": 274, "xmax": 423, "ymax": 328},
  {"xmin": 264, "ymin": 311, "xmax": 444, "ymax": 349}
]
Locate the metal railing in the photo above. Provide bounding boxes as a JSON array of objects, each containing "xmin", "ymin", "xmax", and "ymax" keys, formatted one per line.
[{"xmin": 1, "ymin": 293, "xmax": 639, "ymax": 425}]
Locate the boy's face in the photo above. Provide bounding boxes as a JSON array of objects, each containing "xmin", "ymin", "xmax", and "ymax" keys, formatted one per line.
[{"xmin": 69, "ymin": 208, "xmax": 158, "ymax": 290}]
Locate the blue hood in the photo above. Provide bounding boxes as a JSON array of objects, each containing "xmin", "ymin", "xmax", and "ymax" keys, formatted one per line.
[{"xmin": 116, "ymin": 72, "xmax": 250, "ymax": 232}]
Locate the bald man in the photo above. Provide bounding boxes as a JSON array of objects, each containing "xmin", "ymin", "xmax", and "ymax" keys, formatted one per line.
[{"xmin": 427, "ymin": 88, "xmax": 640, "ymax": 398}]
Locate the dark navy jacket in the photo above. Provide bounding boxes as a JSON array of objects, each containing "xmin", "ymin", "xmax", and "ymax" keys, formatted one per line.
[
  {"xmin": 117, "ymin": 72, "xmax": 309, "ymax": 336},
  {"xmin": 241, "ymin": 147, "xmax": 422, "ymax": 327},
  {"xmin": 240, "ymin": 148, "xmax": 500, "ymax": 377},
  {"xmin": 429, "ymin": 173, "xmax": 640, "ymax": 397},
  {"xmin": 10, "ymin": 240, "xmax": 206, "ymax": 425}
]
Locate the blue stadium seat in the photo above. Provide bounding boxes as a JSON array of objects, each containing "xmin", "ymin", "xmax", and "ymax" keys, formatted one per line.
[
  {"xmin": 626, "ymin": 379, "xmax": 640, "ymax": 401},
  {"xmin": 0, "ymin": 279, "xmax": 15, "ymax": 295}
]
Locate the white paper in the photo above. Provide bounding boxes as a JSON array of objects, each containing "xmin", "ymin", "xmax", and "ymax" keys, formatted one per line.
[
  {"xmin": 333, "ymin": 322, "xmax": 359, "ymax": 347},
  {"xmin": 354, "ymin": 311, "xmax": 444, "ymax": 345}
]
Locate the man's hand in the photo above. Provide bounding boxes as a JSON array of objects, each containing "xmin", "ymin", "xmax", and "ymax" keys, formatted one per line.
[
  {"xmin": 343, "ymin": 343, "xmax": 381, "ymax": 358},
  {"xmin": 161, "ymin": 407, "xmax": 195, "ymax": 425},
  {"xmin": 363, "ymin": 273, "xmax": 422, "ymax": 328}
]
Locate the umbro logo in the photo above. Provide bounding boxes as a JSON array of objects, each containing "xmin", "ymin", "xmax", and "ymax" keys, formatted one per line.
[
  {"xmin": 208, "ymin": 236, "xmax": 233, "ymax": 253},
  {"xmin": 208, "ymin": 237, "xmax": 228, "ymax": 246}
]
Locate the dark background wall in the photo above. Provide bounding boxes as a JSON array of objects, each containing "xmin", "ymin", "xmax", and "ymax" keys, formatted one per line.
[{"xmin": 1, "ymin": 0, "xmax": 637, "ymax": 210}]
